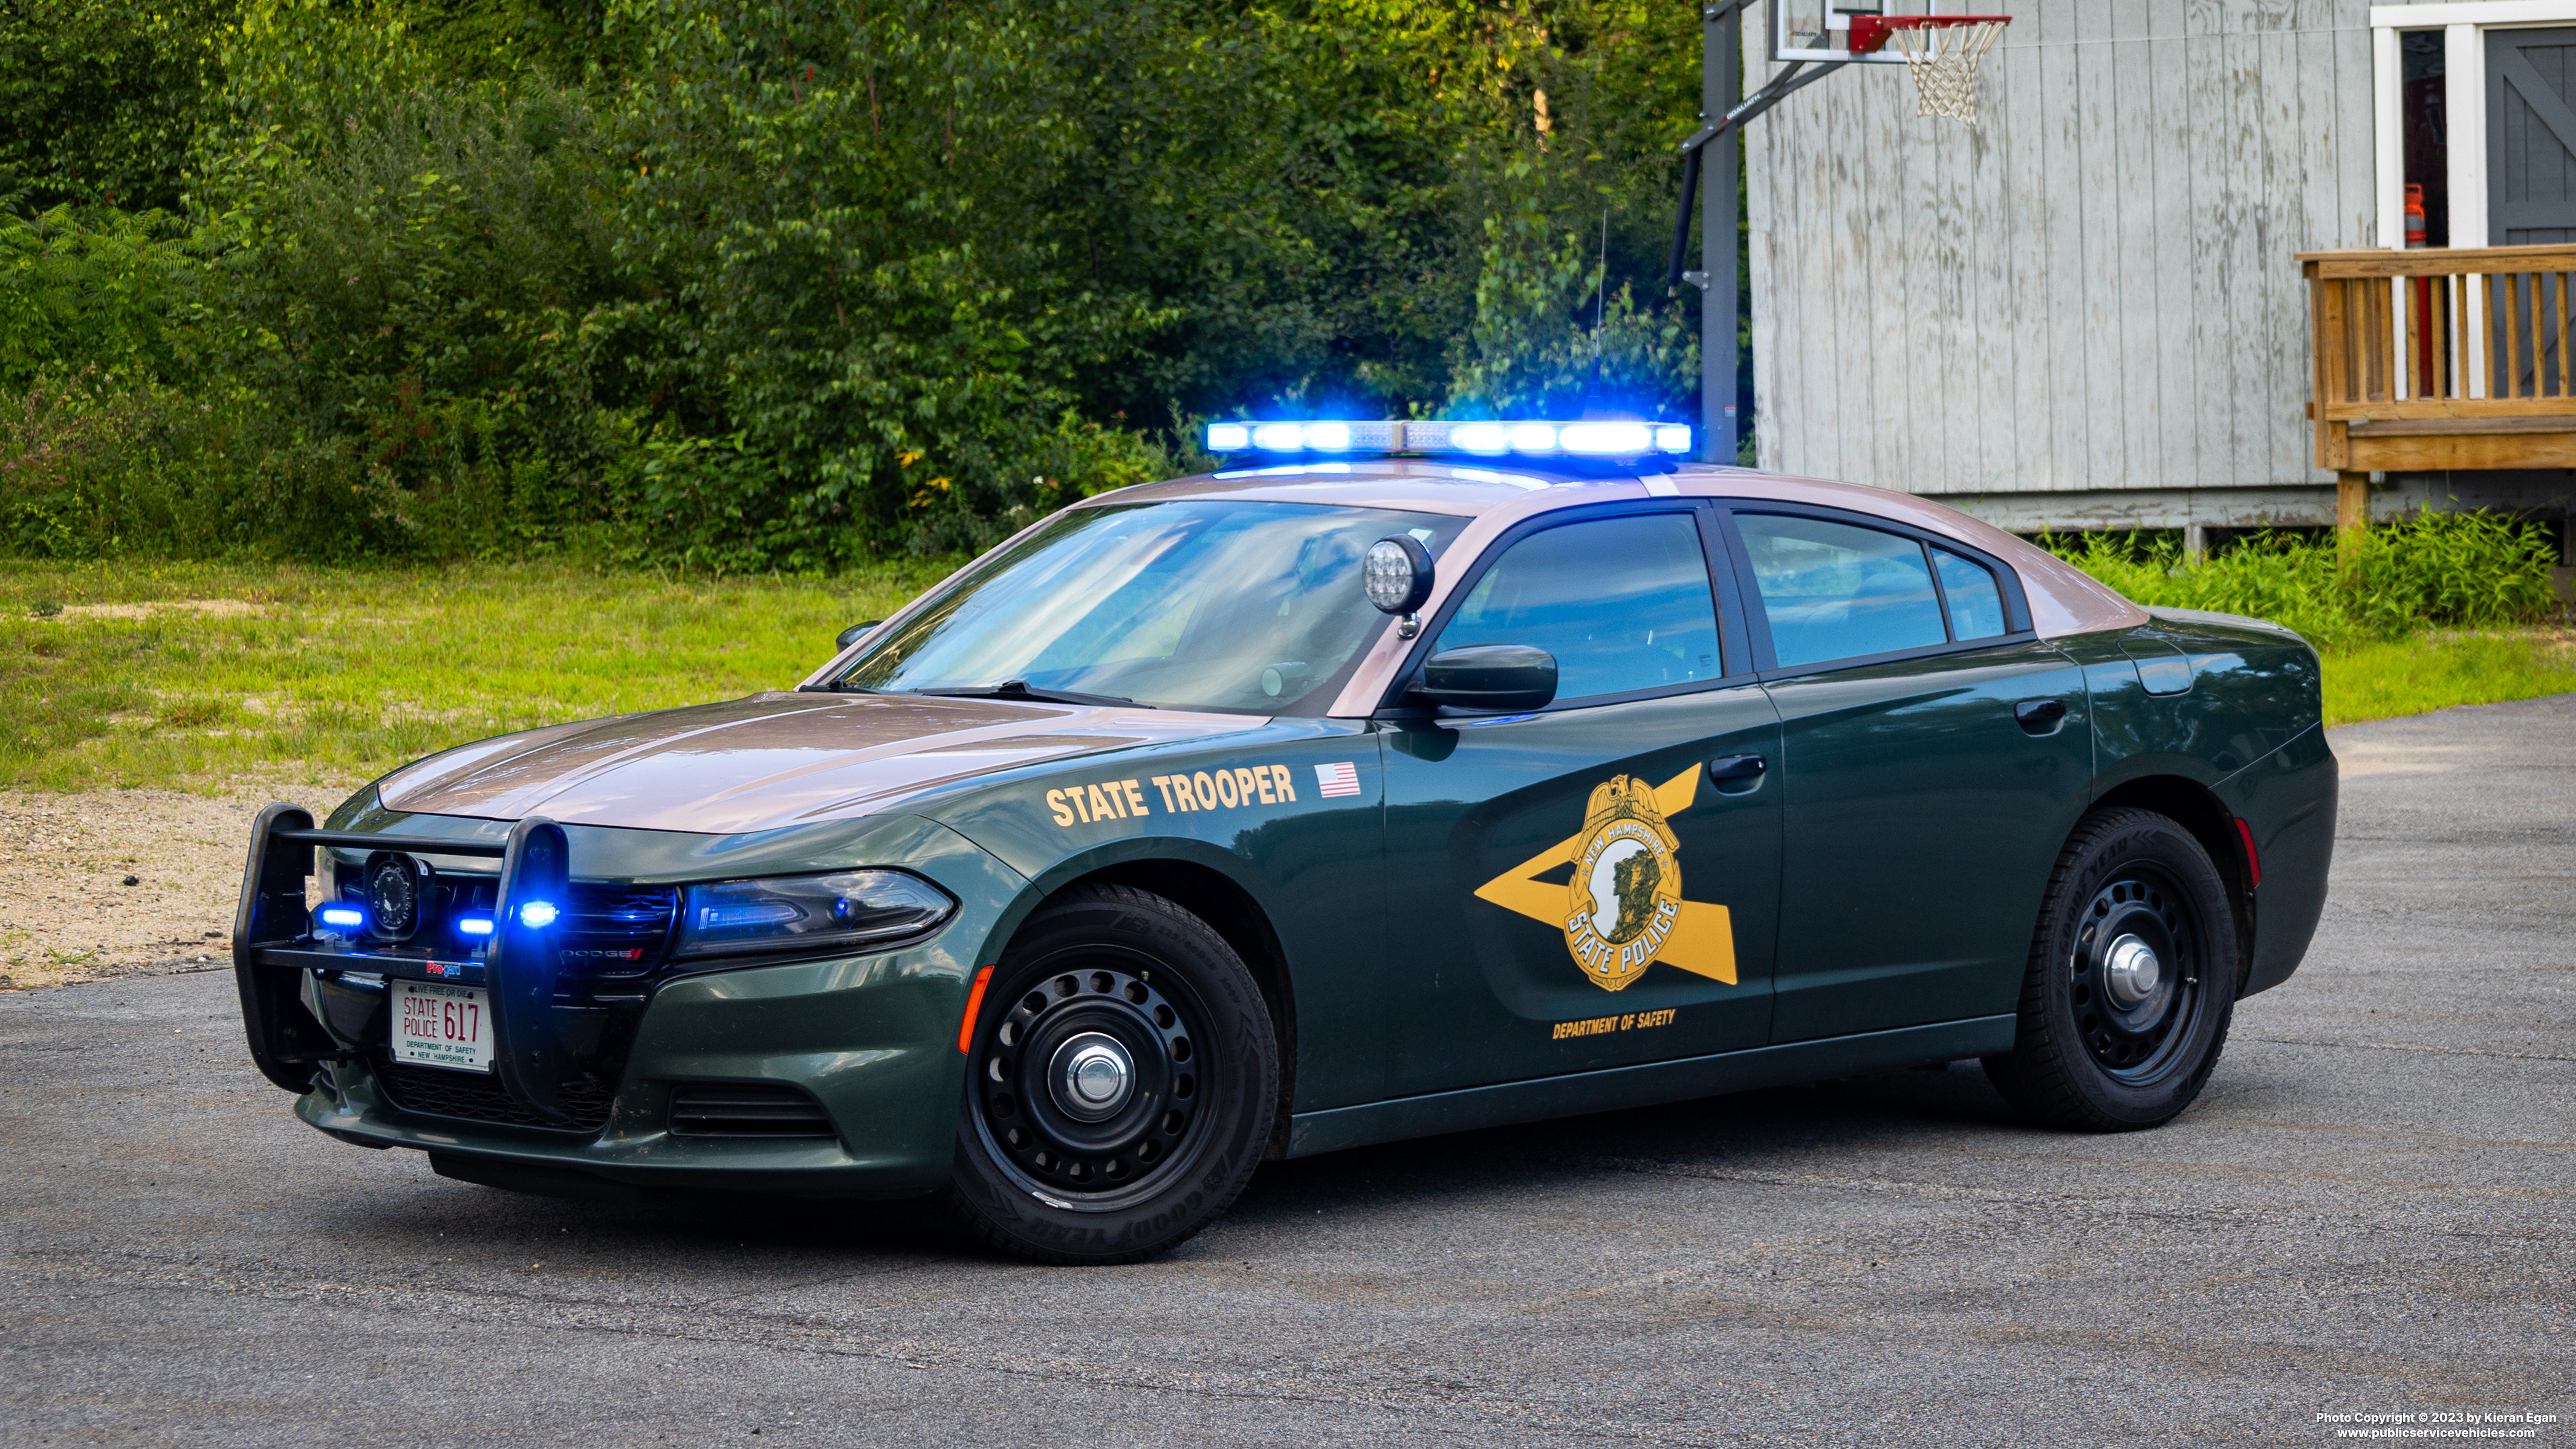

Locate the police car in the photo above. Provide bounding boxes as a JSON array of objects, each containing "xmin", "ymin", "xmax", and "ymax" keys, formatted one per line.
[{"xmin": 232, "ymin": 418, "xmax": 2335, "ymax": 1263}]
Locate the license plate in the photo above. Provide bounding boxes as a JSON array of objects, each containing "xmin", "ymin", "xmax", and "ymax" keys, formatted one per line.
[{"xmin": 392, "ymin": 980, "xmax": 493, "ymax": 1072}]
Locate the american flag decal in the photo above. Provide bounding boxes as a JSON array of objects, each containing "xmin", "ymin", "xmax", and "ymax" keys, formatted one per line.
[{"xmin": 1314, "ymin": 761, "xmax": 1361, "ymax": 798}]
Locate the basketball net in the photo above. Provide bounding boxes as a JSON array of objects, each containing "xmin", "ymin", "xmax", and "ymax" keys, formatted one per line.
[{"xmin": 1884, "ymin": 19, "xmax": 2008, "ymax": 125}]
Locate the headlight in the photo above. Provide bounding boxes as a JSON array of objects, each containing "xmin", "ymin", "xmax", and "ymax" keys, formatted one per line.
[{"xmin": 673, "ymin": 870, "xmax": 956, "ymax": 959}]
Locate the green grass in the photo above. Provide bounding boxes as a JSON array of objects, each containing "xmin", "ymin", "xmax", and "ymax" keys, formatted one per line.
[
  {"xmin": 2320, "ymin": 629, "xmax": 2576, "ymax": 728},
  {"xmin": 3, "ymin": 561, "xmax": 2571, "ymax": 794},
  {"xmin": 0, "ymin": 559, "xmax": 956, "ymax": 792}
]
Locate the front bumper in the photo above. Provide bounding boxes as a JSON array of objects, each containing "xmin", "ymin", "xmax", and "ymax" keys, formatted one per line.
[
  {"xmin": 234, "ymin": 803, "xmax": 1028, "ymax": 1197},
  {"xmin": 297, "ymin": 949, "xmax": 972, "ymax": 1197}
]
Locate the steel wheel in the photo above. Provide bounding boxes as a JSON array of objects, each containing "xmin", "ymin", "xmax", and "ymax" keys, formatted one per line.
[
  {"xmin": 1985, "ymin": 806, "xmax": 2239, "ymax": 1131},
  {"xmin": 970, "ymin": 954, "xmax": 1213, "ymax": 1207},
  {"xmin": 2066, "ymin": 868, "xmax": 2207, "ymax": 1084},
  {"xmin": 944, "ymin": 884, "xmax": 1276, "ymax": 1263}
]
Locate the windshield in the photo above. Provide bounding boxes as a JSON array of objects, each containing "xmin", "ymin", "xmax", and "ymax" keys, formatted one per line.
[{"xmin": 835, "ymin": 500, "xmax": 1466, "ymax": 714}]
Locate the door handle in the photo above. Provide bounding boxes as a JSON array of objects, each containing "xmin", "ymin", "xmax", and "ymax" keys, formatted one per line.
[
  {"xmin": 2014, "ymin": 698, "xmax": 2068, "ymax": 734},
  {"xmin": 1707, "ymin": 754, "xmax": 1768, "ymax": 793}
]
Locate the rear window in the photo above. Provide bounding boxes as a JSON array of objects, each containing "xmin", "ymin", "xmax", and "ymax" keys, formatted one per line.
[{"xmin": 1933, "ymin": 547, "xmax": 2008, "ymax": 640}]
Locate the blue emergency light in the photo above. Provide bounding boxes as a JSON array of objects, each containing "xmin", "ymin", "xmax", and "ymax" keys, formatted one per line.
[
  {"xmin": 316, "ymin": 904, "xmax": 366, "ymax": 932},
  {"xmin": 1206, "ymin": 418, "xmax": 1690, "ymax": 459}
]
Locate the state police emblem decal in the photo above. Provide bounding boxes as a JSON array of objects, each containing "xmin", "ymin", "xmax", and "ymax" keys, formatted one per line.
[
  {"xmin": 1473, "ymin": 765, "xmax": 1739, "ymax": 994},
  {"xmin": 1563, "ymin": 776, "xmax": 1684, "ymax": 991}
]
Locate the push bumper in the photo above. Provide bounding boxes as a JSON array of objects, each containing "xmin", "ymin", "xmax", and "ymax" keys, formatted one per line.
[{"xmin": 233, "ymin": 802, "xmax": 1028, "ymax": 1198}]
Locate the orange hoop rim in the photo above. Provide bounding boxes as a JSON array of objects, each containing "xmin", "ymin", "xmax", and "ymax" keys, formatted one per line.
[{"xmin": 1848, "ymin": 14, "xmax": 2012, "ymax": 55}]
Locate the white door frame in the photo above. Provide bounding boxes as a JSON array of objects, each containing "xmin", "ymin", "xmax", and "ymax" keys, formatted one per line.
[
  {"xmin": 2372, "ymin": 1, "xmax": 2576, "ymax": 251},
  {"xmin": 2371, "ymin": 2, "xmax": 2576, "ymax": 397}
]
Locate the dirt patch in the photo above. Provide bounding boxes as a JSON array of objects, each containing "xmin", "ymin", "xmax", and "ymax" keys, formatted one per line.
[
  {"xmin": 0, "ymin": 777, "xmax": 363, "ymax": 990},
  {"xmin": 48, "ymin": 599, "xmax": 270, "ymax": 621}
]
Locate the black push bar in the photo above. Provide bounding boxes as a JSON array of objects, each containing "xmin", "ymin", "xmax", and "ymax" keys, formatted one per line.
[
  {"xmin": 232, "ymin": 803, "xmax": 578, "ymax": 1124},
  {"xmin": 271, "ymin": 827, "xmax": 508, "ymax": 857}
]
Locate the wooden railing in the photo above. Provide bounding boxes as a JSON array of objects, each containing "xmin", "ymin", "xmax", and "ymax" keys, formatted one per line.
[{"xmin": 2303, "ymin": 244, "xmax": 2576, "ymax": 478}]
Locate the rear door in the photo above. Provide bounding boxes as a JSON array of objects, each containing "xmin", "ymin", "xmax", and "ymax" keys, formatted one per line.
[
  {"xmin": 1378, "ymin": 504, "xmax": 1783, "ymax": 1095},
  {"xmin": 1719, "ymin": 506, "xmax": 2092, "ymax": 1043}
]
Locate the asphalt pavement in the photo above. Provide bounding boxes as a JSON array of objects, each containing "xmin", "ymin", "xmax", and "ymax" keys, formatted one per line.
[{"xmin": 5, "ymin": 697, "xmax": 2574, "ymax": 1447}]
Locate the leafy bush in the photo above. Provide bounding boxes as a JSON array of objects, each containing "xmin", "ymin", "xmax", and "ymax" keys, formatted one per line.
[
  {"xmin": 0, "ymin": 0, "xmax": 224, "ymax": 210},
  {"xmin": 2048, "ymin": 511, "xmax": 2563, "ymax": 646},
  {"xmin": 1446, "ymin": 162, "xmax": 1697, "ymax": 420},
  {"xmin": 0, "ymin": 206, "xmax": 210, "ymax": 390},
  {"xmin": 0, "ymin": 0, "xmax": 1721, "ymax": 569},
  {"xmin": 0, "ymin": 372, "xmax": 403, "ymax": 559}
]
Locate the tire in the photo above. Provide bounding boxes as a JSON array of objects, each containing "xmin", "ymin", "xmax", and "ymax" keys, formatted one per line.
[
  {"xmin": 1982, "ymin": 807, "xmax": 2239, "ymax": 1132},
  {"xmin": 943, "ymin": 884, "xmax": 1278, "ymax": 1264}
]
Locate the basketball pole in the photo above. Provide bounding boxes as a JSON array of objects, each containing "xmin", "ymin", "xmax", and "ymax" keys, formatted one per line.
[
  {"xmin": 1667, "ymin": 4, "xmax": 1848, "ymax": 465},
  {"xmin": 1703, "ymin": 3, "xmax": 1739, "ymax": 467}
]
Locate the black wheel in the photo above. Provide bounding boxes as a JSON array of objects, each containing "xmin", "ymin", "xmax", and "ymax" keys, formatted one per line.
[
  {"xmin": 1983, "ymin": 807, "xmax": 2239, "ymax": 1131},
  {"xmin": 944, "ymin": 884, "xmax": 1277, "ymax": 1264}
]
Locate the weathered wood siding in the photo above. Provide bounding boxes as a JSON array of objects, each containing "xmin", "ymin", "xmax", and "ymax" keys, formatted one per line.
[{"xmin": 1743, "ymin": 1, "xmax": 2401, "ymax": 507}]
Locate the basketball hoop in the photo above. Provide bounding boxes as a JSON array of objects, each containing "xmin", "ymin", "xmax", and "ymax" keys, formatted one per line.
[{"xmin": 1849, "ymin": 15, "xmax": 2011, "ymax": 125}]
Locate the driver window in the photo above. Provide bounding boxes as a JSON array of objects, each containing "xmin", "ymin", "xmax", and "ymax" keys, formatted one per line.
[{"xmin": 1437, "ymin": 513, "xmax": 1722, "ymax": 702}]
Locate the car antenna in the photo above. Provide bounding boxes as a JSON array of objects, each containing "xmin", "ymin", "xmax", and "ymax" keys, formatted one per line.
[{"xmin": 1582, "ymin": 207, "xmax": 1609, "ymax": 413}]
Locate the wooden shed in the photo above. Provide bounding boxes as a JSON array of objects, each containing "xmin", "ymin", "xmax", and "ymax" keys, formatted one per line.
[{"xmin": 1739, "ymin": 0, "xmax": 2576, "ymax": 546}]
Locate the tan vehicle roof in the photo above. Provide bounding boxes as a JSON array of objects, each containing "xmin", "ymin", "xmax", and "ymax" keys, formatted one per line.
[{"xmin": 1020, "ymin": 459, "xmax": 2146, "ymax": 718}]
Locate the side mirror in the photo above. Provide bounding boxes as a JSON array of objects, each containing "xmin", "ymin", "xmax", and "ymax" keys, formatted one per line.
[
  {"xmin": 837, "ymin": 620, "xmax": 883, "ymax": 649},
  {"xmin": 1362, "ymin": 536, "xmax": 1434, "ymax": 615},
  {"xmin": 1416, "ymin": 644, "xmax": 1557, "ymax": 713}
]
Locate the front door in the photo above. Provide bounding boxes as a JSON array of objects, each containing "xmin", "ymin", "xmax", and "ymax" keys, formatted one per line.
[
  {"xmin": 1722, "ymin": 508, "xmax": 2093, "ymax": 1044},
  {"xmin": 2488, "ymin": 28, "xmax": 2576, "ymax": 244},
  {"xmin": 2485, "ymin": 28, "xmax": 2576, "ymax": 393},
  {"xmin": 1380, "ymin": 507, "xmax": 1783, "ymax": 1096}
]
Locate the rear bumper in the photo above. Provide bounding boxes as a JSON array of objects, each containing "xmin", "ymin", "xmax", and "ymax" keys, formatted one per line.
[
  {"xmin": 294, "ymin": 945, "xmax": 979, "ymax": 1198},
  {"xmin": 2216, "ymin": 722, "xmax": 2338, "ymax": 997}
]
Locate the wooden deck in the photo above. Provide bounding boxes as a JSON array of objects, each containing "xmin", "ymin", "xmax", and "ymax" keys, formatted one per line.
[{"xmin": 2303, "ymin": 244, "xmax": 2576, "ymax": 479}]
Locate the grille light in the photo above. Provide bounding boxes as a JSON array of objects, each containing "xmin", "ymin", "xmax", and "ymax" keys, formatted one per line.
[
  {"xmin": 457, "ymin": 915, "xmax": 495, "ymax": 937},
  {"xmin": 517, "ymin": 901, "xmax": 560, "ymax": 929},
  {"xmin": 1204, "ymin": 418, "xmax": 1688, "ymax": 459},
  {"xmin": 317, "ymin": 905, "xmax": 365, "ymax": 932}
]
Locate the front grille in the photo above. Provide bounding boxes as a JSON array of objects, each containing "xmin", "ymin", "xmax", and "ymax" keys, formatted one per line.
[
  {"xmin": 329, "ymin": 868, "xmax": 677, "ymax": 978},
  {"xmin": 374, "ymin": 1059, "xmax": 616, "ymax": 1134},
  {"xmin": 558, "ymin": 883, "xmax": 680, "ymax": 976},
  {"xmin": 668, "ymin": 1083, "xmax": 835, "ymax": 1139}
]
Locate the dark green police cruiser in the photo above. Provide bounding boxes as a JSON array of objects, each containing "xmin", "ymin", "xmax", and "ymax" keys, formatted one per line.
[{"xmin": 232, "ymin": 418, "xmax": 2336, "ymax": 1264}]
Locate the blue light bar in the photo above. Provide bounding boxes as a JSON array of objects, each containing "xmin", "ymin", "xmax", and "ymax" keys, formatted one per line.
[
  {"xmin": 456, "ymin": 915, "xmax": 495, "ymax": 937},
  {"xmin": 1561, "ymin": 421, "xmax": 1650, "ymax": 455},
  {"xmin": 317, "ymin": 905, "xmax": 365, "ymax": 931},
  {"xmin": 1205, "ymin": 419, "xmax": 1689, "ymax": 459},
  {"xmin": 517, "ymin": 901, "xmax": 560, "ymax": 929}
]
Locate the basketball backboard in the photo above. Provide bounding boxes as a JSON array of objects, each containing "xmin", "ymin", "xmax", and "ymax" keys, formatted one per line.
[{"xmin": 1771, "ymin": 2, "xmax": 1996, "ymax": 65}]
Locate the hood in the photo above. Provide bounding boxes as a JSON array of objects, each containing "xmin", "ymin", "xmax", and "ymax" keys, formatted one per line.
[{"xmin": 375, "ymin": 692, "xmax": 1262, "ymax": 835}]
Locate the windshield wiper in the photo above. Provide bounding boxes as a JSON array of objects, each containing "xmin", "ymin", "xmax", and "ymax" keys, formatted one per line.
[
  {"xmin": 794, "ymin": 682, "xmax": 883, "ymax": 694},
  {"xmin": 909, "ymin": 680, "xmax": 1145, "ymax": 708}
]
